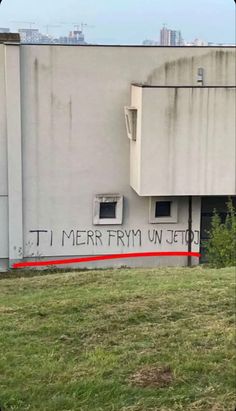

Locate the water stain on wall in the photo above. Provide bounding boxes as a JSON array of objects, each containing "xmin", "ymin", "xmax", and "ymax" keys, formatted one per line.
[{"xmin": 145, "ymin": 50, "xmax": 235, "ymax": 86}]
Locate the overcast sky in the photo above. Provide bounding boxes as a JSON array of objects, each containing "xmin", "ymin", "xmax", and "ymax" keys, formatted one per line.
[{"xmin": 0, "ymin": 0, "xmax": 235, "ymax": 44}]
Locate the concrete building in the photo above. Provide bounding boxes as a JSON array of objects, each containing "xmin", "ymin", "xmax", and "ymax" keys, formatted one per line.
[
  {"xmin": 13, "ymin": 27, "xmax": 87, "ymax": 45},
  {"xmin": 160, "ymin": 27, "xmax": 183, "ymax": 46},
  {"xmin": 18, "ymin": 28, "xmax": 41, "ymax": 43},
  {"xmin": 0, "ymin": 34, "xmax": 235, "ymax": 271},
  {"xmin": 56, "ymin": 30, "xmax": 86, "ymax": 45},
  {"xmin": 169, "ymin": 30, "xmax": 183, "ymax": 46},
  {"xmin": 160, "ymin": 27, "xmax": 170, "ymax": 45}
]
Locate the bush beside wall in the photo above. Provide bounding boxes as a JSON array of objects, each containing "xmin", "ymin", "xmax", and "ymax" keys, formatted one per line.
[{"xmin": 205, "ymin": 199, "xmax": 236, "ymax": 268}]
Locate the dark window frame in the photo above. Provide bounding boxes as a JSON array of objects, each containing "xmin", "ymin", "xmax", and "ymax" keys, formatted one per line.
[
  {"xmin": 155, "ymin": 201, "xmax": 172, "ymax": 218},
  {"xmin": 99, "ymin": 202, "xmax": 117, "ymax": 219}
]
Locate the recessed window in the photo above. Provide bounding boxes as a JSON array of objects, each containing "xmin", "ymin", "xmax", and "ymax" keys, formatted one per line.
[
  {"xmin": 99, "ymin": 202, "xmax": 117, "ymax": 219},
  {"xmin": 93, "ymin": 194, "xmax": 123, "ymax": 225},
  {"xmin": 149, "ymin": 197, "xmax": 178, "ymax": 224},
  {"xmin": 155, "ymin": 201, "xmax": 171, "ymax": 217}
]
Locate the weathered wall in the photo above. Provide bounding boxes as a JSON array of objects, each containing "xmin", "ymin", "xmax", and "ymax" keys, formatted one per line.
[
  {"xmin": 145, "ymin": 48, "xmax": 235, "ymax": 86},
  {"xmin": 0, "ymin": 42, "xmax": 23, "ymax": 266},
  {"xmin": 4, "ymin": 44, "xmax": 23, "ymax": 262},
  {"xmin": 0, "ymin": 45, "xmax": 235, "ymax": 269},
  {"xmin": 130, "ymin": 85, "xmax": 235, "ymax": 196},
  {"xmin": 0, "ymin": 45, "xmax": 8, "ymax": 259},
  {"xmin": 19, "ymin": 46, "xmax": 206, "ymax": 263}
]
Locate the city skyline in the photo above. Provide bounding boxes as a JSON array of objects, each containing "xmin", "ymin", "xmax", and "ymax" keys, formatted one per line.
[
  {"xmin": 0, "ymin": 0, "xmax": 235, "ymax": 45},
  {"xmin": 0, "ymin": 23, "xmax": 234, "ymax": 47}
]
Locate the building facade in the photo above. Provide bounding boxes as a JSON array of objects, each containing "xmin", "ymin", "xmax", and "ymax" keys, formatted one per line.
[
  {"xmin": 160, "ymin": 27, "xmax": 183, "ymax": 46},
  {"xmin": 0, "ymin": 35, "xmax": 235, "ymax": 271},
  {"xmin": 160, "ymin": 27, "xmax": 170, "ymax": 45},
  {"xmin": 18, "ymin": 28, "xmax": 41, "ymax": 43}
]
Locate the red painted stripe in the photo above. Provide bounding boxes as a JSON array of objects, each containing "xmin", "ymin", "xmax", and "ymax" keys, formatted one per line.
[{"xmin": 12, "ymin": 251, "xmax": 201, "ymax": 269}]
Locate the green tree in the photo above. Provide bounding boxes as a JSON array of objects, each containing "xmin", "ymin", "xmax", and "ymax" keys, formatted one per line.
[{"xmin": 205, "ymin": 199, "xmax": 236, "ymax": 268}]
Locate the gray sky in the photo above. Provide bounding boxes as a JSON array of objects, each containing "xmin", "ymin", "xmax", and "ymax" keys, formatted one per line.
[{"xmin": 0, "ymin": 0, "xmax": 235, "ymax": 44}]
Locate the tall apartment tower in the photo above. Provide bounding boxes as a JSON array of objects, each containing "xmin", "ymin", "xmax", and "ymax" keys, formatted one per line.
[
  {"xmin": 160, "ymin": 27, "xmax": 183, "ymax": 46},
  {"xmin": 170, "ymin": 30, "xmax": 183, "ymax": 46},
  {"xmin": 160, "ymin": 27, "xmax": 170, "ymax": 45}
]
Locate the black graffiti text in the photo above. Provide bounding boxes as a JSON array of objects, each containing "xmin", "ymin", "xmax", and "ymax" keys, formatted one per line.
[
  {"xmin": 62, "ymin": 229, "xmax": 103, "ymax": 246},
  {"xmin": 107, "ymin": 229, "xmax": 142, "ymax": 247},
  {"xmin": 165, "ymin": 229, "xmax": 200, "ymax": 245}
]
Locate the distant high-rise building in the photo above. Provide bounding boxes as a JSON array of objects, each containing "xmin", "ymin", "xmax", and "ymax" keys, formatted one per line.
[
  {"xmin": 160, "ymin": 27, "xmax": 170, "ymax": 45},
  {"xmin": 170, "ymin": 30, "xmax": 183, "ymax": 46},
  {"xmin": 68, "ymin": 30, "xmax": 86, "ymax": 44},
  {"xmin": 18, "ymin": 28, "xmax": 40, "ymax": 43},
  {"xmin": 160, "ymin": 26, "xmax": 183, "ymax": 46},
  {"xmin": 16, "ymin": 27, "xmax": 87, "ymax": 45},
  {"xmin": 55, "ymin": 30, "xmax": 86, "ymax": 45}
]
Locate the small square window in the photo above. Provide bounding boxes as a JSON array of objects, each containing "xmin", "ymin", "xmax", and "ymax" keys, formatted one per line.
[
  {"xmin": 99, "ymin": 202, "xmax": 117, "ymax": 219},
  {"xmin": 155, "ymin": 201, "xmax": 171, "ymax": 217},
  {"xmin": 149, "ymin": 197, "xmax": 178, "ymax": 224},
  {"xmin": 93, "ymin": 194, "xmax": 123, "ymax": 225}
]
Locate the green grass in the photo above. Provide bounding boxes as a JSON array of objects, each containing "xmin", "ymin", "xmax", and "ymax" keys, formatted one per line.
[{"xmin": 0, "ymin": 266, "xmax": 235, "ymax": 411}]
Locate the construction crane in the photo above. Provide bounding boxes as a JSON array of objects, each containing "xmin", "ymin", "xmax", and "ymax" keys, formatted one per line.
[
  {"xmin": 75, "ymin": 22, "xmax": 94, "ymax": 32},
  {"xmin": 43, "ymin": 24, "xmax": 60, "ymax": 36},
  {"xmin": 11, "ymin": 21, "xmax": 36, "ymax": 30},
  {"xmin": 82, "ymin": 23, "xmax": 95, "ymax": 33},
  {"xmin": 60, "ymin": 22, "xmax": 94, "ymax": 32}
]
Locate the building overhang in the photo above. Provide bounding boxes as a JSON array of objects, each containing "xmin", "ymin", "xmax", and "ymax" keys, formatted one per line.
[{"xmin": 126, "ymin": 84, "xmax": 236, "ymax": 196}]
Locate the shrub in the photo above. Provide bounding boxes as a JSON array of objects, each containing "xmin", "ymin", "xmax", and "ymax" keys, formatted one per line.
[{"xmin": 205, "ymin": 199, "xmax": 236, "ymax": 268}]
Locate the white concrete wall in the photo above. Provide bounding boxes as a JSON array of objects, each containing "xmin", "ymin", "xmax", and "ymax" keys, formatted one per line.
[
  {"xmin": 1, "ymin": 45, "xmax": 235, "ymax": 268},
  {"xmin": 18, "ymin": 45, "xmax": 206, "ymax": 263},
  {"xmin": 130, "ymin": 85, "xmax": 142, "ymax": 193},
  {"xmin": 0, "ymin": 197, "xmax": 8, "ymax": 258},
  {"xmin": 4, "ymin": 45, "xmax": 23, "ymax": 262},
  {"xmin": 0, "ymin": 43, "xmax": 23, "ymax": 265},
  {"xmin": 0, "ymin": 45, "xmax": 8, "ymax": 259},
  {"xmin": 130, "ymin": 85, "xmax": 235, "ymax": 196}
]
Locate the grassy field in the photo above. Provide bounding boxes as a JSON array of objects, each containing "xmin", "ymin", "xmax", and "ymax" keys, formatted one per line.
[{"xmin": 0, "ymin": 266, "xmax": 235, "ymax": 411}]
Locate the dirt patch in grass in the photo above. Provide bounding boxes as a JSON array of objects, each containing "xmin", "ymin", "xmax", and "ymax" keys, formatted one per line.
[{"xmin": 129, "ymin": 365, "xmax": 173, "ymax": 388}]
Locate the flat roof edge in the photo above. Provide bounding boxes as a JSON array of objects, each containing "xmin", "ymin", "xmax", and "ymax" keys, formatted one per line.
[
  {"xmin": 131, "ymin": 84, "xmax": 236, "ymax": 88},
  {"xmin": 19, "ymin": 43, "xmax": 236, "ymax": 48}
]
